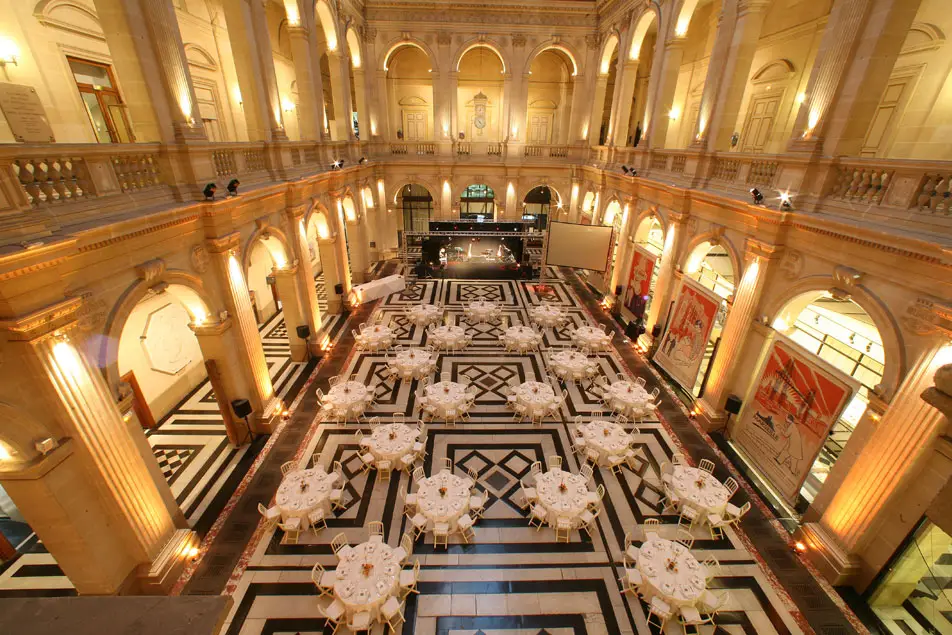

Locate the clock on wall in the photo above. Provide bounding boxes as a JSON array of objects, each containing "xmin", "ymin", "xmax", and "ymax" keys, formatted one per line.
[
  {"xmin": 474, "ymin": 115, "xmax": 486, "ymax": 129},
  {"xmin": 473, "ymin": 91, "xmax": 488, "ymax": 136}
]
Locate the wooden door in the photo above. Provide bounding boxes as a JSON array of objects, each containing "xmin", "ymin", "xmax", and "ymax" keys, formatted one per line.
[
  {"xmin": 404, "ymin": 111, "xmax": 426, "ymax": 141},
  {"xmin": 740, "ymin": 92, "xmax": 782, "ymax": 153},
  {"xmin": 528, "ymin": 113, "xmax": 552, "ymax": 144},
  {"xmin": 120, "ymin": 370, "xmax": 156, "ymax": 429},
  {"xmin": 861, "ymin": 72, "xmax": 917, "ymax": 157}
]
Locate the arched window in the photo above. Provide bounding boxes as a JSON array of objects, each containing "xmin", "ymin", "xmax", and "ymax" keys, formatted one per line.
[
  {"xmin": 460, "ymin": 184, "xmax": 495, "ymax": 220},
  {"xmin": 399, "ymin": 184, "xmax": 434, "ymax": 232}
]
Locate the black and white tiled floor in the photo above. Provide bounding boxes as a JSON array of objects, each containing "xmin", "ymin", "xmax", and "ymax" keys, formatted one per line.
[
  {"xmin": 209, "ymin": 276, "xmax": 823, "ymax": 635},
  {"xmin": 0, "ymin": 273, "xmax": 343, "ymax": 597}
]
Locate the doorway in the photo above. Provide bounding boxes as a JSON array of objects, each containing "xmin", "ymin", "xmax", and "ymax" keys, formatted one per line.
[
  {"xmin": 740, "ymin": 92, "xmax": 783, "ymax": 153},
  {"xmin": 68, "ymin": 57, "xmax": 134, "ymax": 143}
]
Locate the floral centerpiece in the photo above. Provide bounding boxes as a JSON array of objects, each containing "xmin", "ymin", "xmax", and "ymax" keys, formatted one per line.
[
  {"xmin": 439, "ymin": 486, "xmax": 447, "ymax": 497},
  {"xmin": 558, "ymin": 481, "xmax": 568, "ymax": 493},
  {"xmin": 361, "ymin": 563, "xmax": 374, "ymax": 577},
  {"xmin": 665, "ymin": 558, "xmax": 678, "ymax": 573}
]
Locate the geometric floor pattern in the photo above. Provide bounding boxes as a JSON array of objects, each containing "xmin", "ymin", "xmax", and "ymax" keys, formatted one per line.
[
  {"xmin": 0, "ymin": 273, "xmax": 343, "ymax": 597},
  {"xmin": 217, "ymin": 276, "xmax": 814, "ymax": 635}
]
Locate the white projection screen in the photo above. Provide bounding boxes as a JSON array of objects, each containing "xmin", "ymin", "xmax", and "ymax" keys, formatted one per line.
[{"xmin": 545, "ymin": 221, "xmax": 615, "ymax": 272}]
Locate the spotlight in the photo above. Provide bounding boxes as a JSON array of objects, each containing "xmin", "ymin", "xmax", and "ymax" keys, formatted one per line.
[
  {"xmin": 227, "ymin": 178, "xmax": 240, "ymax": 197},
  {"xmin": 749, "ymin": 188, "xmax": 764, "ymax": 205},
  {"xmin": 793, "ymin": 541, "xmax": 808, "ymax": 554},
  {"xmin": 358, "ymin": 156, "xmax": 367, "ymax": 164},
  {"xmin": 338, "ymin": 159, "xmax": 345, "ymax": 168},
  {"xmin": 203, "ymin": 183, "xmax": 217, "ymax": 200},
  {"xmin": 779, "ymin": 191, "xmax": 794, "ymax": 210},
  {"xmin": 621, "ymin": 166, "xmax": 629, "ymax": 174}
]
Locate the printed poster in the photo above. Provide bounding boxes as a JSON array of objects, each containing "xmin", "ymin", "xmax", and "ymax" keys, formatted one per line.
[
  {"xmin": 623, "ymin": 244, "xmax": 657, "ymax": 317},
  {"xmin": 732, "ymin": 334, "xmax": 858, "ymax": 504},
  {"xmin": 653, "ymin": 277, "xmax": 721, "ymax": 390}
]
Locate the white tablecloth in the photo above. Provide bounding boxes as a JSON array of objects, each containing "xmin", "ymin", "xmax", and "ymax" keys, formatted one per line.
[
  {"xmin": 275, "ymin": 468, "xmax": 338, "ymax": 522},
  {"xmin": 428, "ymin": 325, "xmax": 468, "ymax": 349},
  {"xmin": 672, "ymin": 465, "xmax": 730, "ymax": 517},
  {"xmin": 534, "ymin": 469, "xmax": 590, "ymax": 527},
  {"xmin": 529, "ymin": 304, "xmax": 565, "ymax": 328},
  {"xmin": 549, "ymin": 350, "xmax": 598, "ymax": 381},
  {"xmin": 389, "ymin": 349, "xmax": 434, "ymax": 380},
  {"xmin": 572, "ymin": 326, "xmax": 612, "ymax": 351},
  {"xmin": 636, "ymin": 538, "xmax": 706, "ymax": 608},
  {"xmin": 578, "ymin": 420, "xmax": 632, "ymax": 465},
  {"xmin": 603, "ymin": 381, "xmax": 649, "ymax": 415},
  {"xmin": 367, "ymin": 423, "xmax": 417, "ymax": 467},
  {"xmin": 357, "ymin": 325, "xmax": 394, "ymax": 350},
  {"xmin": 408, "ymin": 304, "xmax": 443, "ymax": 326},
  {"xmin": 351, "ymin": 275, "xmax": 406, "ymax": 303},
  {"xmin": 502, "ymin": 325, "xmax": 542, "ymax": 352},
  {"xmin": 325, "ymin": 381, "xmax": 372, "ymax": 416},
  {"xmin": 334, "ymin": 541, "xmax": 401, "ymax": 617},
  {"xmin": 423, "ymin": 381, "xmax": 470, "ymax": 418},
  {"xmin": 416, "ymin": 470, "xmax": 472, "ymax": 527},
  {"xmin": 513, "ymin": 381, "xmax": 559, "ymax": 418},
  {"xmin": 464, "ymin": 300, "xmax": 499, "ymax": 322}
]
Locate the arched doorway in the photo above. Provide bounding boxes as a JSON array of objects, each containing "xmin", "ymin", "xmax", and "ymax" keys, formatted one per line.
[
  {"xmin": 117, "ymin": 284, "xmax": 211, "ymax": 423},
  {"xmin": 772, "ymin": 293, "xmax": 885, "ymax": 501},
  {"xmin": 246, "ymin": 236, "xmax": 288, "ymax": 325},
  {"xmin": 457, "ymin": 46, "xmax": 505, "ymax": 142},
  {"xmin": 386, "ymin": 45, "xmax": 433, "ymax": 141},
  {"xmin": 623, "ymin": 12, "xmax": 658, "ymax": 147},
  {"xmin": 580, "ymin": 191, "xmax": 597, "ymax": 224},
  {"xmin": 398, "ymin": 184, "xmax": 434, "ymax": 232},
  {"xmin": 623, "ymin": 215, "xmax": 665, "ymax": 318},
  {"xmin": 526, "ymin": 49, "xmax": 576, "ymax": 144},
  {"xmin": 522, "ymin": 185, "xmax": 554, "ymax": 229},
  {"xmin": 602, "ymin": 200, "xmax": 624, "ymax": 288},
  {"xmin": 598, "ymin": 37, "xmax": 619, "ymax": 145},
  {"xmin": 683, "ymin": 241, "xmax": 736, "ymax": 395},
  {"xmin": 460, "ymin": 184, "xmax": 495, "ymax": 220}
]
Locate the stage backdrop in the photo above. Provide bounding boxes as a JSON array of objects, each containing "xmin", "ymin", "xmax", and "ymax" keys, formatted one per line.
[
  {"xmin": 653, "ymin": 277, "xmax": 721, "ymax": 391},
  {"xmin": 732, "ymin": 334, "xmax": 859, "ymax": 504},
  {"xmin": 623, "ymin": 245, "xmax": 657, "ymax": 317}
]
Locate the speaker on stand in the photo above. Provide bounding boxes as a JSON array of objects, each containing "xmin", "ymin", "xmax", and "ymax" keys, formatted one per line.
[
  {"xmin": 231, "ymin": 398, "xmax": 255, "ymax": 444},
  {"xmin": 724, "ymin": 394, "xmax": 742, "ymax": 427},
  {"xmin": 296, "ymin": 324, "xmax": 312, "ymax": 360}
]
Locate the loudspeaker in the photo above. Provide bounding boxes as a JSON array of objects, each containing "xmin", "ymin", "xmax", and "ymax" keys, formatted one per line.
[
  {"xmin": 625, "ymin": 321, "xmax": 643, "ymax": 340},
  {"xmin": 231, "ymin": 398, "xmax": 252, "ymax": 419},
  {"xmin": 725, "ymin": 394, "xmax": 742, "ymax": 416},
  {"xmin": 651, "ymin": 324, "xmax": 663, "ymax": 338},
  {"xmin": 296, "ymin": 325, "xmax": 311, "ymax": 339},
  {"xmin": 615, "ymin": 285, "xmax": 623, "ymax": 296},
  {"xmin": 334, "ymin": 283, "xmax": 344, "ymax": 295}
]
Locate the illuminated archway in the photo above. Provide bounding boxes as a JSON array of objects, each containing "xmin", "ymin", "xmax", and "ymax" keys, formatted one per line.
[
  {"xmin": 386, "ymin": 45, "xmax": 434, "ymax": 141},
  {"xmin": 526, "ymin": 48, "xmax": 577, "ymax": 144},
  {"xmin": 397, "ymin": 183, "xmax": 434, "ymax": 232},
  {"xmin": 460, "ymin": 184, "xmax": 496, "ymax": 220},
  {"xmin": 453, "ymin": 40, "xmax": 508, "ymax": 73}
]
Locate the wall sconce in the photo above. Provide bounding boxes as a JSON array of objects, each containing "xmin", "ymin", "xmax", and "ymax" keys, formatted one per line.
[
  {"xmin": 0, "ymin": 37, "xmax": 19, "ymax": 66},
  {"xmin": 281, "ymin": 97, "xmax": 295, "ymax": 112},
  {"xmin": 668, "ymin": 107, "xmax": 680, "ymax": 121}
]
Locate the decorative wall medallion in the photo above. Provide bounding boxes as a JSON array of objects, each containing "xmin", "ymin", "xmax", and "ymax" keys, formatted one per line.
[
  {"xmin": 135, "ymin": 258, "xmax": 166, "ymax": 282},
  {"xmin": 141, "ymin": 302, "xmax": 194, "ymax": 375},
  {"xmin": 511, "ymin": 34, "xmax": 527, "ymax": 48},
  {"xmin": 190, "ymin": 244, "xmax": 209, "ymax": 273},
  {"xmin": 67, "ymin": 287, "xmax": 108, "ymax": 333},
  {"xmin": 832, "ymin": 265, "xmax": 864, "ymax": 288},
  {"xmin": 902, "ymin": 296, "xmax": 952, "ymax": 337},
  {"xmin": 437, "ymin": 32, "xmax": 452, "ymax": 46},
  {"xmin": 778, "ymin": 249, "xmax": 802, "ymax": 280}
]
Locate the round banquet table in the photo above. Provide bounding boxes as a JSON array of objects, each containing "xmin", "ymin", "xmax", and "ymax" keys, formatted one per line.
[
  {"xmin": 636, "ymin": 538, "xmax": 707, "ymax": 608},
  {"xmin": 603, "ymin": 380, "xmax": 649, "ymax": 415},
  {"xmin": 367, "ymin": 423, "xmax": 417, "ymax": 467},
  {"xmin": 415, "ymin": 470, "xmax": 473, "ymax": 527},
  {"xmin": 333, "ymin": 540, "xmax": 401, "ymax": 618},
  {"xmin": 671, "ymin": 465, "xmax": 730, "ymax": 517},
  {"xmin": 325, "ymin": 381, "xmax": 372, "ymax": 415},
  {"xmin": 464, "ymin": 300, "xmax": 499, "ymax": 322},
  {"xmin": 572, "ymin": 326, "xmax": 611, "ymax": 351},
  {"xmin": 578, "ymin": 420, "xmax": 632, "ymax": 465},
  {"xmin": 529, "ymin": 304, "xmax": 564, "ymax": 328},
  {"xmin": 423, "ymin": 381, "xmax": 470, "ymax": 418},
  {"xmin": 534, "ymin": 468, "xmax": 590, "ymax": 527},
  {"xmin": 358, "ymin": 325, "xmax": 394, "ymax": 350},
  {"xmin": 513, "ymin": 381, "xmax": 559, "ymax": 418},
  {"xmin": 503, "ymin": 325, "xmax": 542, "ymax": 351},
  {"xmin": 549, "ymin": 350, "xmax": 597, "ymax": 381},
  {"xmin": 390, "ymin": 349, "xmax": 434, "ymax": 380},
  {"xmin": 428, "ymin": 325, "xmax": 468, "ymax": 350},
  {"xmin": 408, "ymin": 303, "xmax": 443, "ymax": 326},
  {"xmin": 275, "ymin": 467, "xmax": 338, "ymax": 522}
]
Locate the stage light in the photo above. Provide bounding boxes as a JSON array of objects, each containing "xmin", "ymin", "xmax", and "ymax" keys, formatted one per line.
[
  {"xmin": 621, "ymin": 166, "xmax": 629, "ymax": 174},
  {"xmin": 750, "ymin": 188, "xmax": 764, "ymax": 205},
  {"xmin": 779, "ymin": 191, "xmax": 793, "ymax": 210},
  {"xmin": 793, "ymin": 541, "xmax": 808, "ymax": 554},
  {"xmin": 227, "ymin": 179, "xmax": 240, "ymax": 197},
  {"xmin": 203, "ymin": 183, "xmax": 217, "ymax": 200},
  {"xmin": 358, "ymin": 157, "xmax": 367, "ymax": 164}
]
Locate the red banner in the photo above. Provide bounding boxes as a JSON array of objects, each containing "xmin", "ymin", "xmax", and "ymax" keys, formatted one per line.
[
  {"xmin": 652, "ymin": 278, "xmax": 721, "ymax": 390},
  {"xmin": 623, "ymin": 245, "xmax": 657, "ymax": 317}
]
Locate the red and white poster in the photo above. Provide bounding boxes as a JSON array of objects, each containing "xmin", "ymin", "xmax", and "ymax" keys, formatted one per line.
[
  {"xmin": 653, "ymin": 278, "xmax": 722, "ymax": 391},
  {"xmin": 623, "ymin": 245, "xmax": 657, "ymax": 317},
  {"xmin": 732, "ymin": 334, "xmax": 859, "ymax": 504}
]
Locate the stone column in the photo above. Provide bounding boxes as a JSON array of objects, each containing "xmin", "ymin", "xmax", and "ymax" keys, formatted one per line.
[
  {"xmin": 568, "ymin": 180, "xmax": 581, "ymax": 222},
  {"xmin": 287, "ymin": 25, "xmax": 324, "ymax": 140},
  {"xmin": 692, "ymin": 1, "xmax": 769, "ymax": 151},
  {"xmin": 589, "ymin": 75, "xmax": 611, "ymax": 147},
  {"xmin": 346, "ymin": 215, "xmax": 370, "ymax": 285},
  {"xmin": 644, "ymin": 212, "xmax": 685, "ymax": 337},
  {"xmin": 221, "ymin": 0, "xmax": 287, "ymax": 141},
  {"xmin": 353, "ymin": 68, "xmax": 370, "ymax": 141},
  {"xmin": 92, "ymin": 0, "xmax": 206, "ymax": 143},
  {"xmin": 318, "ymin": 235, "xmax": 345, "ymax": 314},
  {"xmin": 288, "ymin": 210, "xmax": 323, "ymax": 340},
  {"xmin": 359, "ymin": 185, "xmax": 380, "ymax": 261},
  {"xmin": 697, "ymin": 239, "xmax": 778, "ymax": 424},
  {"xmin": 328, "ymin": 51, "xmax": 355, "ymax": 141},
  {"xmin": 203, "ymin": 234, "xmax": 278, "ymax": 426},
  {"xmin": 502, "ymin": 73, "xmax": 514, "ymax": 142},
  {"xmin": 271, "ymin": 263, "xmax": 308, "ymax": 361},
  {"xmin": 609, "ymin": 200, "xmax": 636, "ymax": 292},
  {"xmin": 788, "ymin": 0, "xmax": 920, "ymax": 155},
  {"xmin": 802, "ymin": 337, "xmax": 952, "ymax": 585},
  {"xmin": 645, "ymin": 38, "xmax": 685, "ymax": 149},
  {"xmin": 612, "ymin": 61, "xmax": 640, "ymax": 146},
  {"xmin": 0, "ymin": 300, "xmax": 194, "ymax": 594},
  {"xmin": 449, "ymin": 71, "xmax": 460, "ymax": 140}
]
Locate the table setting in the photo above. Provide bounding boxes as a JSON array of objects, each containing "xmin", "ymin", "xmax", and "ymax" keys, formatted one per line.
[
  {"xmin": 407, "ymin": 303, "xmax": 443, "ymax": 326},
  {"xmin": 388, "ymin": 348, "xmax": 435, "ymax": 380},
  {"xmin": 549, "ymin": 350, "xmax": 598, "ymax": 381},
  {"xmin": 422, "ymin": 381, "xmax": 471, "ymax": 418},
  {"xmin": 512, "ymin": 381, "xmax": 560, "ymax": 419},
  {"xmin": 502, "ymin": 325, "xmax": 543, "ymax": 352},
  {"xmin": 636, "ymin": 538, "xmax": 707, "ymax": 607},
  {"xmin": 577, "ymin": 420, "xmax": 633, "ymax": 466},
  {"xmin": 415, "ymin": 469, "xmax": 473, "ymax": 527},
  {"xmin": 603, "ymin": 380, "xmax": 650, "ymax": 417},
  {"xmin": 534, "ymin": 468, "xmax": 591, "ymax": 528},
  {"xmin": 427, "ymin": 324, "xmax": 469, "ymax": 350},
  {"xmin": 324, "ymin": 381, "xmax": 373, "ymax": 419},
  {"xmin": 356, "ymin": 324, "xmax": 395, "ymax": 351},
  {"xmin": 333, "ymin": 540, "xmax": 402, "ymax": 618},
  {"xmin": 671, "ymin": 465, "xmax": 730, "ymax": 518},
  {"xmin": 275, "ymin": 467, "xmax": 339, "ymax": 523},
  {"xmin": 529, "ymin": 303, "xmax": 565, "ymax": 328},
  {"xmin": 571, "ymin": 325, "xmax": 612, "ymax": 352},
  {"xmin": 366, "ymin": 423, "xmax": 418, "ymax": 469},
  {"xmin": 463, "ymin": 300, "xmax": 500, "ymax": 323}
]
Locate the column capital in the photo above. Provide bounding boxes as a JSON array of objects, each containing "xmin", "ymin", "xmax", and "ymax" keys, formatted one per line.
[
  {"xmin": 744, "ymin": 237, "xmax": 783, "ymax": 261},
  {"xmin": 286, "ymin": 25, "xmax": 310, "ymax": 38},
  {"xmin": 737, "ymin": 0, "xmax": 771, "ymax": 16},
  {"xmin": 272, "ymin": 261, "xmax": 301, "ymax": 277},
  {"xmin": 190, "ymin": 317, "xmax": 234, "ymax": 337},
  {"xmin": 0, "ymin": 297, "xmax": 82, "ymax": 342},
  {"xmin": 205, "ymin": 232, "xmax": 241, "ymax": 255},
  {"xmin": 902, "ymin": 296, "xmax": 952, "ymax": 339}
]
